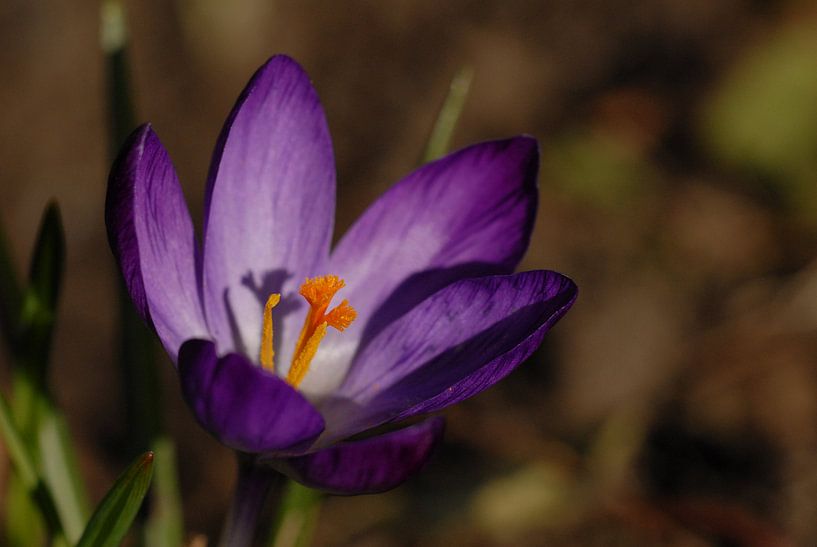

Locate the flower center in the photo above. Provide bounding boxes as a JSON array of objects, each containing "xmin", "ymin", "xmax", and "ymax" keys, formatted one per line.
[{"xmin": 259, "ymin": 274, "xmax": 356, "ymax": 388}]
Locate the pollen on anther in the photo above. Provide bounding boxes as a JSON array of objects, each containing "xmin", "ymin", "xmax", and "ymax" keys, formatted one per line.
[
  {"xmin": 260, "ymin": 293, "xmax": 281, "ymax": 371},
  {"xmin": 324, "ymin": 300, "xmax": 356, "ymax": 331},
  {"xmin": 299, "ymin": 275, "xmax": 345, "ymax": 307},
  {"xmin": 287, "ymin": 274, "xmax": 356, "ymax": 388}
]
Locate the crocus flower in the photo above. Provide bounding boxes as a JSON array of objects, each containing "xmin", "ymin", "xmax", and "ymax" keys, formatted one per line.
[{"xmin": 106, "ymin": 55, "xmax": 577, "ymax": 496}]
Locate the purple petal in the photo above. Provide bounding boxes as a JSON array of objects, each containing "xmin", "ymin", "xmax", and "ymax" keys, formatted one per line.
[
  {"xmin": 201, "ymin": 55, "xmax": 335, "ymax": 361},
  {"xmin": 304, "ymin": 138, "xmax": 538, "ymax": 394},
  {"xmin": 280, "ymin": 417, "xmax": 445, "ymax": 495},
  {"xmin": 325, "ymin": 271, "xmax": 576, "ymax": 438},
  {"xmin": 106, "ymin": 124, "xmax": 208, "ymax": 361},
  {"xmin": 178, "ymin": 339, "xmax": 325, "ymax": 454}
]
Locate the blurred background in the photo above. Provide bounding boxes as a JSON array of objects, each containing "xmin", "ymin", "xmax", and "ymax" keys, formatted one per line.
[{"xmin": 2, "ymin": 0, "xmax": 817, "ymax": 545}]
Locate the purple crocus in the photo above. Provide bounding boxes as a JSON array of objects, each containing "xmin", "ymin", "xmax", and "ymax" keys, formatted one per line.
[{"xmin": 106, "ymin": 55, "xmax": 577, "ymax": 498}]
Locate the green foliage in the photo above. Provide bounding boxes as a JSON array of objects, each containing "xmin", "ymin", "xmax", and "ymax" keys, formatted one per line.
[
  {"xmin": 18, "ymin": 201, "xmax": 64, "ymax": 379},
  {"xmin": 25, "ymin": 202, "xmax": 64, "ymax": 324},
  {"xmin": 76, "ymin": 452, "xmax": 155, "ymax": 547},
  {"xmin": 0, "ymin": 201, "xmax": 63, "ymax": 368},
  {"xmin": 0, "ymin": 391, "xmax": 66, "ymax": 543},
  {"xmin": 1, "ymin": 203, "xmax": 89, "ymax": 546},
  {"xmin": 39, "ymin": 408, "xmax": 91, "ymax": 542}
]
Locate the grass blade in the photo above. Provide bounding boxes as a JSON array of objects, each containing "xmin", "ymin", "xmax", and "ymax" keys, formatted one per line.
[
  {"xmin": 423, "ymin": 66, "xmax": 474, "ymax": 163},
  {"xmin": 76, "ymin": 452, "xmax": 155, "ymax": 547},
  {"xmin": 26, "ymin": 201, "xmax": 64, "ymax": 323},
  {"xmin": 14, "ymin": 203, "xmax": 91, "ymax": 542},
  {"xmin": 39, "ymin": 408, "xmax": 91, "ymax": 542},
  {"xmin": 18, "ymin": 201, "xmax": 64, "ymax": 378}
]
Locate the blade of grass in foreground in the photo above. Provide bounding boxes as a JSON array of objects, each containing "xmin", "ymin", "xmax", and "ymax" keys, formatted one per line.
[{"xmin": 76, "ymin": 451, "xmax": 155, "ymax": 547}]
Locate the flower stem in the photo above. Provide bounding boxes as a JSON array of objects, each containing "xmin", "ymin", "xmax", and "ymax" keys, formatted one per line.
[
  {"xmin": 266, "ymin": 480, "xmax": 323, "ymax": 547},
  {"xmin": 220, "ymin": 459, "xmax": 282, "ymax": 547}
]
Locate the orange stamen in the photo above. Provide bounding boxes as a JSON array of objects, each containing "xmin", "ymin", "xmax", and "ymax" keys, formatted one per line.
[
  {"xmin": 287, "ymin": 323, "xmax": 328, "ymax": 387},
  {"xmin": 258, "ymin": 276, "xmax": 355, "ymax": 387},
  {"xmin": 286, "ymin": 275, "xmax": 357, "ymax": 387},
  {"xmin": 259, "ymin": 293, "xmax": 281, "ymax": 371},
  {"xmin": 324, "ymin": 299, "xmax": 356, "ymax": 331}
]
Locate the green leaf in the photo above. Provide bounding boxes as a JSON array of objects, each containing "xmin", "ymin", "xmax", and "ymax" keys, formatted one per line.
[
  {"xmin": 39, "ymin": 408, "xmax": 91, "ymax": 542},
  {"xmin": 5, "ymin": 202, "xmax": 90, "ymax": 542},
  {"xmin": 76, "ymin": 452, "xmax": 155, "ymax": 547},
  {"xmin": 3, "ymin": 203, "xmax": 80, "ymax": 546},
  {"xmin": 6, "ymin": 373, "xmax": 90, "ymax": 545},
  {"xmin": 17, "ymin": 202, "xmax": 65, "ymax": 381},
  {"xmin": 423, "ymin": 66, "xmax": 474, "ymax": 163},
  {"xmin": 26, "ymin": 201, "xmax": 64, "ymax": 320},
  {"xmin": 0, "ymin": 391, "xmax": 42, "ymax": 504},
  {"xmin": 0, "ymin": 390, "xmax": 66, "ymax": 542},
  {"xmin": 4, "ymin": 477, "xmax": 46, "ymax": 547}
]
